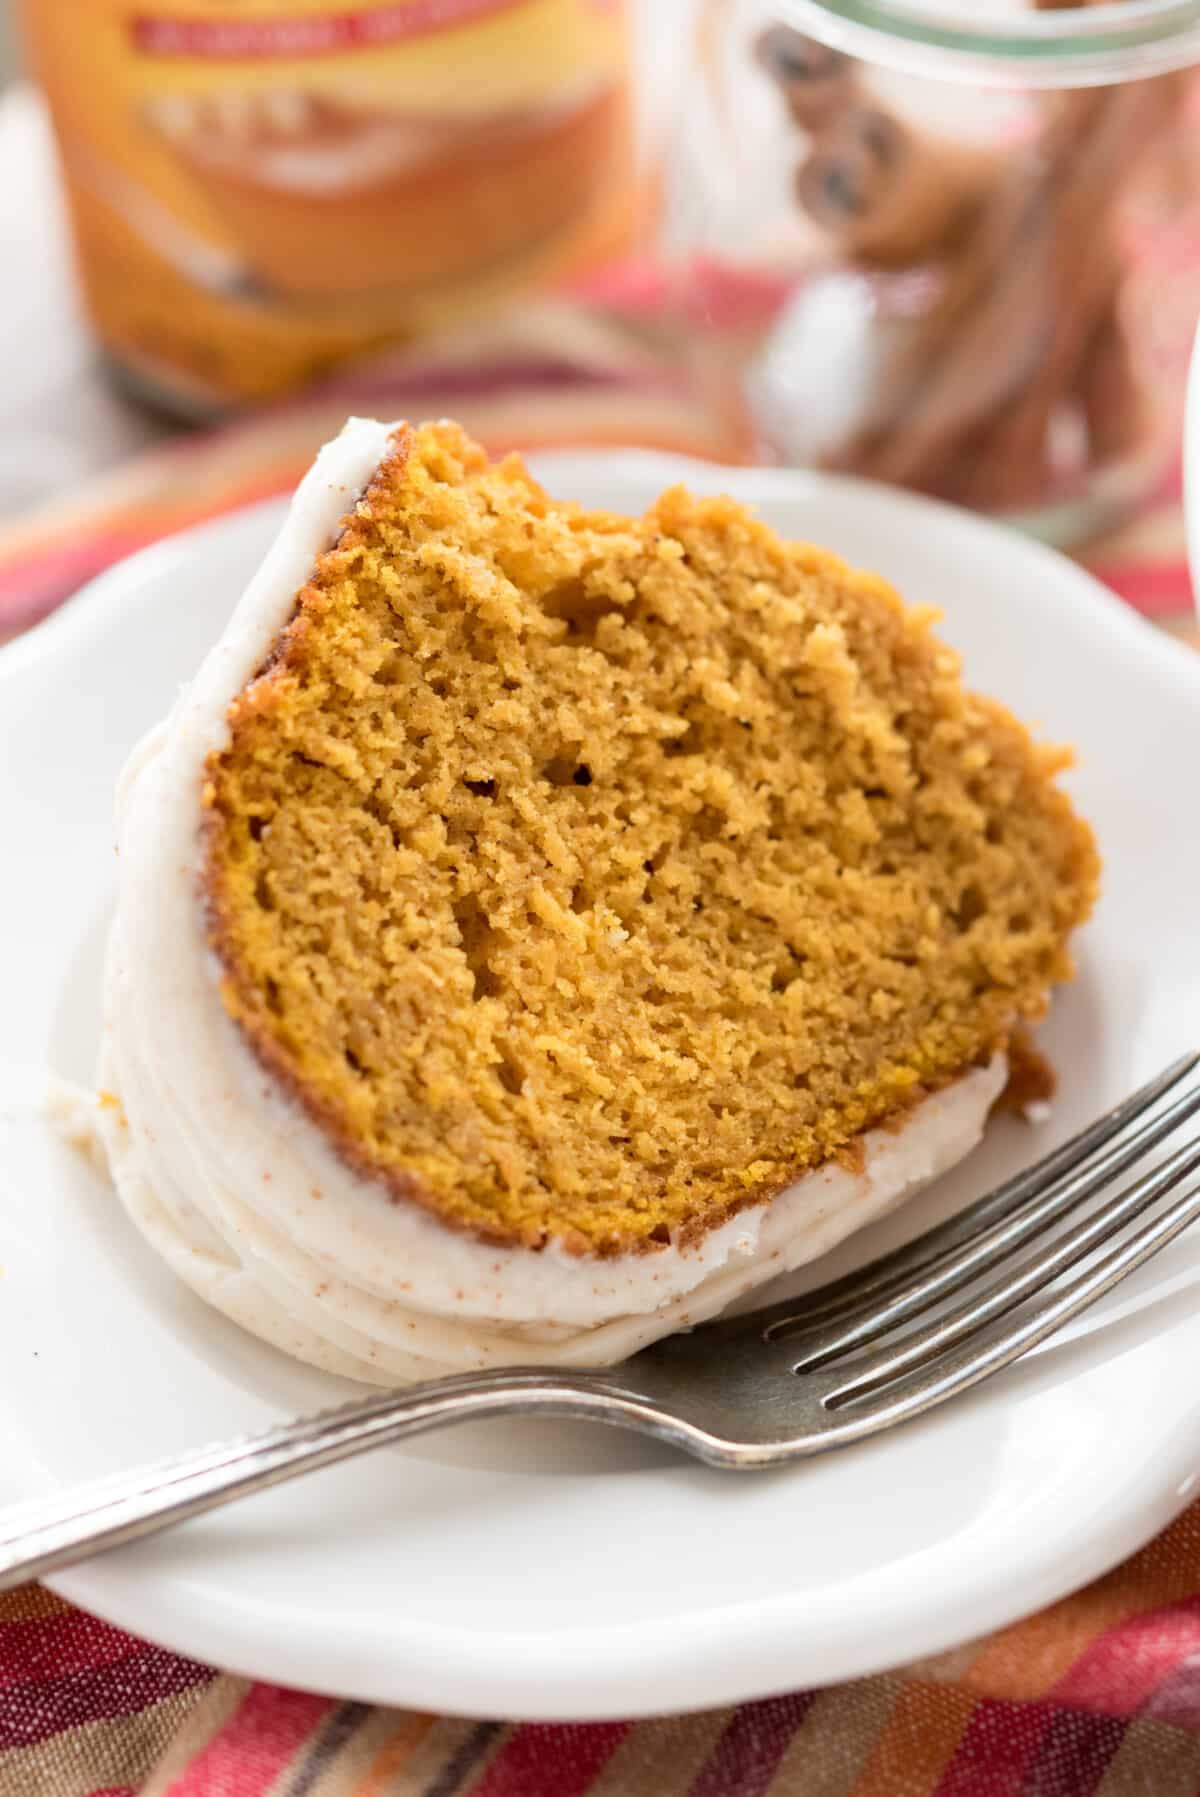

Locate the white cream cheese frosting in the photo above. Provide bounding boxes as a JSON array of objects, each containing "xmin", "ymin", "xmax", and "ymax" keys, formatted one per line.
[{"xmin": 94, "ymin": 417, "xmax": 1007, "ymax": 1384}]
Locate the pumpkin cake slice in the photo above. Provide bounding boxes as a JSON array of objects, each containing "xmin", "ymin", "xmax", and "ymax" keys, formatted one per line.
[{"xmin": 96, "ymin": 419, "xmax": 1098, "ymax": 1381}]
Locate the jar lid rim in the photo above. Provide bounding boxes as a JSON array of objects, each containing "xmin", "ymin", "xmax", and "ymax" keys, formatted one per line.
[{"xmin": 781, "ymin": 0, "xmax": 1200, "ymax": 84}]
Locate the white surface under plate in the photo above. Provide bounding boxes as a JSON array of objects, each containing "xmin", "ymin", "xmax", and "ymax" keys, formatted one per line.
[{"xmin": 2, "ymin": 453, "xmax": 1199, "ymax": 1719}]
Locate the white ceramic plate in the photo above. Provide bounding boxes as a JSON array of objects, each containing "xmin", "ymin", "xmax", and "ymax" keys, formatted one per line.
[{"xmin": 2, "ymin": 453, "xmax": 1200, "ymax": 1721}]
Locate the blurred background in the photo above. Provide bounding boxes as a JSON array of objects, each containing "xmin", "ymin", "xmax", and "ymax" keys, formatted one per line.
[
  {"xmin": 0, "ymin": 0, "xmax": 697, "ymax": 520},
  {"xmin": 2, "ymin": 0, "xmax": 1200, "ymax": 625}
]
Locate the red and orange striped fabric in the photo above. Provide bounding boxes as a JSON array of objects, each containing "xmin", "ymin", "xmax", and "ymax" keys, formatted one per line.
[
  {"xmin": 0, "ymin": 327, "xmax": 1197, "ymax": 1797},
  {"xmin": 11, "ymin": 1505, "xmax": 1200, "ymax": 1797}
]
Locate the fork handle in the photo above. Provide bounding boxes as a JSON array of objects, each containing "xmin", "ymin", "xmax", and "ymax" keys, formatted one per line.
[{"xmin": 0, "ymin": 1370, "xmax": 637, "ymax": 1591}]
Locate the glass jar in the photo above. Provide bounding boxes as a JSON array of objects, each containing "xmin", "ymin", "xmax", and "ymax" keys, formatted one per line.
[{"xmin": 668, "ymin": 0, "xmax": 1200, "ymax": 542}]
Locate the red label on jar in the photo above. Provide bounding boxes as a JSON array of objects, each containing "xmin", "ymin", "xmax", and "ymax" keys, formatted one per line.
[{"xmin": 130, "ymin": 0, "xmax": 521, "ymax": 57}]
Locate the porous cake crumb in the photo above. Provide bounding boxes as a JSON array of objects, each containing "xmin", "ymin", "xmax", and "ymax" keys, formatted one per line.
[{"xmin": 202, "ymin": 422, "xmax": 1098, "ymax": 1253}]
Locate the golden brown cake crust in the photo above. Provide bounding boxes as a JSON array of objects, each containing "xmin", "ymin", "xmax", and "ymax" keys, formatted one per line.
[{"xmin": 201, "ymin": 421, "xmax": 1099, "ymax": 1254}]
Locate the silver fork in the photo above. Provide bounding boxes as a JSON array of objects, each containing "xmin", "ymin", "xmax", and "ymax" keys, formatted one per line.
[{"xmin": 4, "ymin": 1051, "xmax": 1200, "ymax": 1592}]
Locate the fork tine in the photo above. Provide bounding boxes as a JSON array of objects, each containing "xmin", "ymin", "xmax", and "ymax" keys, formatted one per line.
[
  {"xmin": 822, "ymin": 1128, "xmax": 1200, "ymax": 1405},
  {"xmin": 784, "ymin": 1062, "xmax": 1200, "ymax": 1371},
  {"xmin": 774, "ymin": 1052, "xmax": 1200, "ymax": 1332},
  {"xmin": 817, "ymin": 1162, "xmax": 1200, "ymax": 1448},
  {"xmin": 763, "ymin": 1052, "xmax": 1200, "ymax": 1365}
]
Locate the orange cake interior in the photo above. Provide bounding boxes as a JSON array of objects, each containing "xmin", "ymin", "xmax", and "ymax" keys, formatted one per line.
[{"xmin": 202, "ymin": 422, "xmax": 1099, "ymax": 1253}]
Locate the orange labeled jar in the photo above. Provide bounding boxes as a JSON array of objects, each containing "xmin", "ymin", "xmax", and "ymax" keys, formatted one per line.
[{"xmin": 21, "ymin": 0, "xmax": 634, "ymax": 411}]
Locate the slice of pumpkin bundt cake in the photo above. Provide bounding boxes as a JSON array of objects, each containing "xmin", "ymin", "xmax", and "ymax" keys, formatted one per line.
[{"xmin": 95, "ymin": 419, "xmax": 1098, "ymax": 1381}]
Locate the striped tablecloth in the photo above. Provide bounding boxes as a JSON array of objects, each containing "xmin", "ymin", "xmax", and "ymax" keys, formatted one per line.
[{"xmin": 1, "ymin": 325, "xmax": 1198, "ymax": 1797}]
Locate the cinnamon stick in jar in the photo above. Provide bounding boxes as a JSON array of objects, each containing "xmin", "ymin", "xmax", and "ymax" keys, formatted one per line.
[
  {"xmin": 839, "ymin": 78, "xmax": 1184, "ymax": 510},
  {"xmin": 760, "ymin": 0, "xmax": 1191, "ymax": 516}
]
